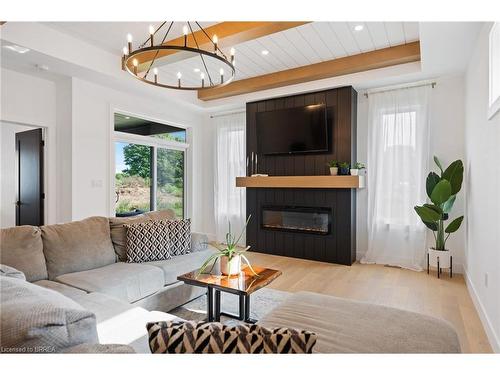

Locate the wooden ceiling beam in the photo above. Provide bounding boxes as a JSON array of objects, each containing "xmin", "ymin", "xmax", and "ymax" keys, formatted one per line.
[
  {"xmin": 197, "ymin": 41, "xmax": 421, "ymax": 101},
  {"xmin": 135, "ymin": 21, "xmax": 309, "ymax": 71}
]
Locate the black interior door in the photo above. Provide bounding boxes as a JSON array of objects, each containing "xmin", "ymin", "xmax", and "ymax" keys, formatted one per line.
[{"xmin": 15, "ymin": 128, "xmax": 44, "ymax": 226}]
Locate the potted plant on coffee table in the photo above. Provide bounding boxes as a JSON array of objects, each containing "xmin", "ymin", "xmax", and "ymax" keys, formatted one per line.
[
  {"xmin": 327, "ymin": 160, "xmax": 339, "ymax": 175},
  {"xmin": 414, "ymin": 156, "xmax": 464, "ymax": 278},
  {"xmin": 198, "ymin": 216, "xmax": 258, "ymax": 277},
  {"xmin": 338, "ymin": 162, "xmax": 350, "ymax": 175},
  {"xmin": 350, "ymin": 162, "xmax": 365, "ymax": 176}
]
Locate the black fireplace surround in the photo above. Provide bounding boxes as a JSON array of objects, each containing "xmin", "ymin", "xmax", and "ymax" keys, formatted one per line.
[{"xmin": 245, "ymin": 86, "xmax": 357, "ymax": 265}]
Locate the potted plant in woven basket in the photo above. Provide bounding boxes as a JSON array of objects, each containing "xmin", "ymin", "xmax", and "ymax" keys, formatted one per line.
[
  {"xmin": 414, "ymin": 156, "xmax": 464, "ymax": 276},
  {"xmin": 198, "ymin": 216, "xmax": 257, "ymax": 277}
]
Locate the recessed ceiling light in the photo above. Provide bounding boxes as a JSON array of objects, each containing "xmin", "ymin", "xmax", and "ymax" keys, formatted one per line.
[
  {"xmin": 125, "ymin": 116, "xmax": 130, "ymax": 120},
  {"xmin": 261, "ymin": 50, "xmax": 269, "ymax": 56},
  {"xmin": 194, "ymin": 68, "xmax": 200, "ymax": 72},
  {"xmin": 4, "ymin": 44, "xmax": 30, "ymax": 54},
  {"xmin": 35, "ymin": 64, "xmax": 49, "ymax": 71},
  {"xmin": 354, "ymin": 25, "xmax": 364, "ymax": 32}
]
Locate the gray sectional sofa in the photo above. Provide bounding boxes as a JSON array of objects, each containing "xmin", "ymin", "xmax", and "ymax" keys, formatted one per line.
[
  {"xmin": 0, "ymin": 209, "xmax": 462, "ymax": 354},
  {"xmin": 0, "ymin": 210, "xmax": 217, "ymax": 353}
]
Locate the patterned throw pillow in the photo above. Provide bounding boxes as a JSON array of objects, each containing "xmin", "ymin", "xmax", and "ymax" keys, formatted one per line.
[
  {"xmin": 166, "ymin": 219, "xmax": 191, "ymax": 256},
  {"xmin": 146, "ymin": 321, "xmax": 317, "ymax": 354},
  {"xmin": 124, "ymin": 220, "xmax": 171, "ymax": 263}
]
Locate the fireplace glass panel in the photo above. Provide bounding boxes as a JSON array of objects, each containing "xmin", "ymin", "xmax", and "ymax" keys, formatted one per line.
[{"xmin": 261, "ymin": 206, "xmax": 331, "ymax": 235}]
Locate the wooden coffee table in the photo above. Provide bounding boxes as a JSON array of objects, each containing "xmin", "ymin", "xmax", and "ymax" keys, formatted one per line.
[{"xmin": 178, "ymin": 265, "xmax": 282, "ymax": 323}]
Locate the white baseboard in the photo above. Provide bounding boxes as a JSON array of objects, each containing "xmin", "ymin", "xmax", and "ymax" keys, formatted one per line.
[{"xmin": 464, "ymin": 271, "xmax": 500, "ymax": 353}]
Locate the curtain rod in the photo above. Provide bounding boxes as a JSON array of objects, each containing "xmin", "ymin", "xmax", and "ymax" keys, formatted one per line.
[
  {"xmin": 363, "ymin": 81, "xmax": 436, "ymax": 98},
  {"xmin": 209, "ymin": 108, "xmax": 246, "ymax": 118}
]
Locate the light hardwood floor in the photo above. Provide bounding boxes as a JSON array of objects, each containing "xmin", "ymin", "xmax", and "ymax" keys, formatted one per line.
[{"xmin": 246, "ymin": 251, "xmax": 492, "ymax": 353}]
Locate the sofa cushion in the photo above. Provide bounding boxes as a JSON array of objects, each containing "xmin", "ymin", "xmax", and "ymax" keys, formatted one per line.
[
  {"xmin": 125, "ymin": 219, "xmax": 172, "ymax": 263},
  {"xmin": 108, "ymin": 210, "xmax": 176, "ymax": 262},
  {"xmin": 146, "ymin": 248, "xmax": 217, "ymax": 286},
  {"xmin": 109, "ymin": 214, "xmax": 149, "ymax": 262},
  {"xmin": 0, "ymin": 226, "xmax": 48, "ymax": 281},
  {"xmin": 63, "ymin": 343, "xmax": 136, "ymax": 353},
  {"xmin": 41, "ymin": 216, "xmax": 117, "ymax": 279},
  {"xmin": 71, "ymin": 291, "xmax": 178, "ymax": 353},
  {"xmin": 33, "ymin": 279, "xmax": 88, "ymax": 300},
  {"xmin": 190, "ymin": 232, "xmax": 209, "ymax": 253},
  {"xmin": 147, "ymin": 321, "xmax": 317, "ymax": 354},
  {"xmin": 0, "ymin": 276, "xmax": 98, "ymax": 352},
  {"xmin": 55, "ymin": 262, "xmax": 164, "ymax": 303},
  {"xmin": 0, "ymin": 264, "xmax": 26, "ymax": 280},
  {"xmin": 144, "ymin": 209, "xmax": 176, "ymax": 221},
  {"xmin": 258, "ymin": 291, "xmax": 461, "ymax": 353},
  {"xmin": 166, "ymin": 219, "xmax": 191, "ymax": 256}
]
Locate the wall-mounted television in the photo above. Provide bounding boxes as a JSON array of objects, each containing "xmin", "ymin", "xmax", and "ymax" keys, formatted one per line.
[{"xmin": 256, "ymin": 104, "xmax": 330, "ymax": 155}]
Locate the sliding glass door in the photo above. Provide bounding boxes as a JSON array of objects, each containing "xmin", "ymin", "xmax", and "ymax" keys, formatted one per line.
[
  {"xmin": 115, "ymin": 142, "xmax": 152, "ymax": 215},
  {"xmin": 156, "ymin": 148, "xmax": 184, "ymax": 218},
  {"xmin": 113, "ymin": 113, "xmax": 188, "ymax": 219},
  {"xmin": 115, "ymin": 142, "xmax": 186, "ymax": 218}
]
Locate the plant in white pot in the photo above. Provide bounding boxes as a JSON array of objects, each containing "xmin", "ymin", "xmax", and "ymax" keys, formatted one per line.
[
  {"xmin": 350, "ymin": 162, "xmax": 365, "ymax": 176},
  {"xmin": 327, "ymin": 160, "xmax": 339, "ymax": 175},
  {"xmin": 198, "ymin": 216, "xmax": 257, "ymax": 277},
  {"xmin": 414, "ymin": 156, "xmax": 464, "ymax": 277}
]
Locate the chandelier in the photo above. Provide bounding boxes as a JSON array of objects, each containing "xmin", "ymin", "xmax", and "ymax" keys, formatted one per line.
[{"xmin": 121, "ymin": 22, "xmax": 236, "ymax": 90}]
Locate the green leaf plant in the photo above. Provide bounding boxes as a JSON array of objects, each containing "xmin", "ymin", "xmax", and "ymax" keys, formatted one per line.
[
  {"xmin": 352, "ymin": 162, "xmax": 366, "ymax": 170},
  {"xmin": 198, "ymin": 215, "xmax": 259, "ymax": 277},
  {"xmin": 414, "ymin": 157, "xmax": 464, "ymax": 251}
]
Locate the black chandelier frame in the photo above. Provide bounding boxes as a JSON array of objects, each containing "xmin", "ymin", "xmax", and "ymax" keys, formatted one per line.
[{"xmin": 122, "ymin": 21, "xmax": 236, "ymax": 90}]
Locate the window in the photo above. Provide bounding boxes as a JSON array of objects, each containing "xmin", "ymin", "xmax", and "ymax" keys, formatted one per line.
[
  {"xmin": 115, "ymin": 142, "xmax": 152, "ymax": 213},
  {"xmin": 114, "ymin": 113, "xmax": 187, "ymax": 142},
  {"xmin": 114, "ymin": 113, "xmax": 188, "ymax": 218},
  {"xmin": 156, "ymin": 148, "xmax": 184, "ymax": 218},
  {"xmin": 377, "ymin": 109, "xmax": 419, "ymax": 225},
  {"xmin": 214, "ymin": 112, "xmax": 246, "ymax": 242},
  {"xmin": 382, "ymin": 111, "xmax": 417, "ymax": 149},
  {"xmin": 361, "ymin": 85, "xmax": 431, "ymax": 270}
]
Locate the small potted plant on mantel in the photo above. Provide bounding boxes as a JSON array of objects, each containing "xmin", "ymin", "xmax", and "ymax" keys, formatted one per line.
[
  {"xmin": 350, "ymin": 162, "xmax": 366, "ymax": 176},
  {"xmin": 327, "ymin": 160, "xmax": 339, "ymax": 175},
  {"xmin": 198, "ymin": 216, "xmax": 258, "ymax": 277},
  {"xmin": 338, "ymin": 162, "xmax": 350, "ymax": 176},
  {"xmin": 414, "ymin": 157, "xmax": 464, "ymax": 277}
]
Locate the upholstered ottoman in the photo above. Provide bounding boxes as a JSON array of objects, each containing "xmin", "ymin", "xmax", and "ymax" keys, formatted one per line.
[{"xmin": 258, "ymin": 291, "xmax": 461, "ymax": 353}]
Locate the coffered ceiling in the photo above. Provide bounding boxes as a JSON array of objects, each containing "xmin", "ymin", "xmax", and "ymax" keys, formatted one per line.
[
  {"xmin": 1, "ymin": 21, "xmax": 482, "ymax": 108},
  {"xmin": 44, "ymin": 22, "xmax": 418, "ymax": 85}
]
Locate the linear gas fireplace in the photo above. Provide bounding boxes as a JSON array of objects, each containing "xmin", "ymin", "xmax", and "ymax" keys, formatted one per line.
[{"xmin": 261, "ymin": 206, "xmax": 332, "ymax": 235}]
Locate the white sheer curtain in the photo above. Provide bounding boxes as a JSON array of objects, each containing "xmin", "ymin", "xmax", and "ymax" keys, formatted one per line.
[
  {"xmin": 214, "ymin": 112, "xmax": 246, "ymax": 243},
  {"xmin": 361, "ymin": 85, "xmax": 431, "ymax": 271}
]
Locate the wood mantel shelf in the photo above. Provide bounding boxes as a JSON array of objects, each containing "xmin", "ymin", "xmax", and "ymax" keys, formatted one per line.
[{"xmin": 236, "ymin": 175, "xmax": 365, "ymax": 189}]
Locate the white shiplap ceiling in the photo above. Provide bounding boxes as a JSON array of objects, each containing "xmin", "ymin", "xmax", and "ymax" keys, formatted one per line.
[
  {"xmin": 43, "ymin": 21, "xmax": 419, "ymax": 88},
  {"xmin": 43, "ymin": 21, "xmax": 218, "ymax": 54}
]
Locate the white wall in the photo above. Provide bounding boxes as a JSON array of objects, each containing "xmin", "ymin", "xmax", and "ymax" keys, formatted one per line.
[
  {"xmin": 1, "ymin": 69, "xmax": 211, "ymax": 232},
  {"xmin": 55, "ymin": 78, "xmax": 73, "ymax": 223},
  {"xmin": 192, "ymin": 115, "xmax": 216, "ymax": 237},
  {"xmin": 464, "ymin": 23, "xmax": 500, "ymax": 352},
  {"xmin": 0, "ymin": 122, "xmax": 32, "ymax": 227},
  {"xmin": 0, "ymin": 68, "xmax": 59, "ymax": 226},
  {"xmin": 356, "ymin": 75, "xmax": 467, "ymax": 270},
  {"xmin": 69, "ymin": 78, "xmax": 207, "ymax": 231}
]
